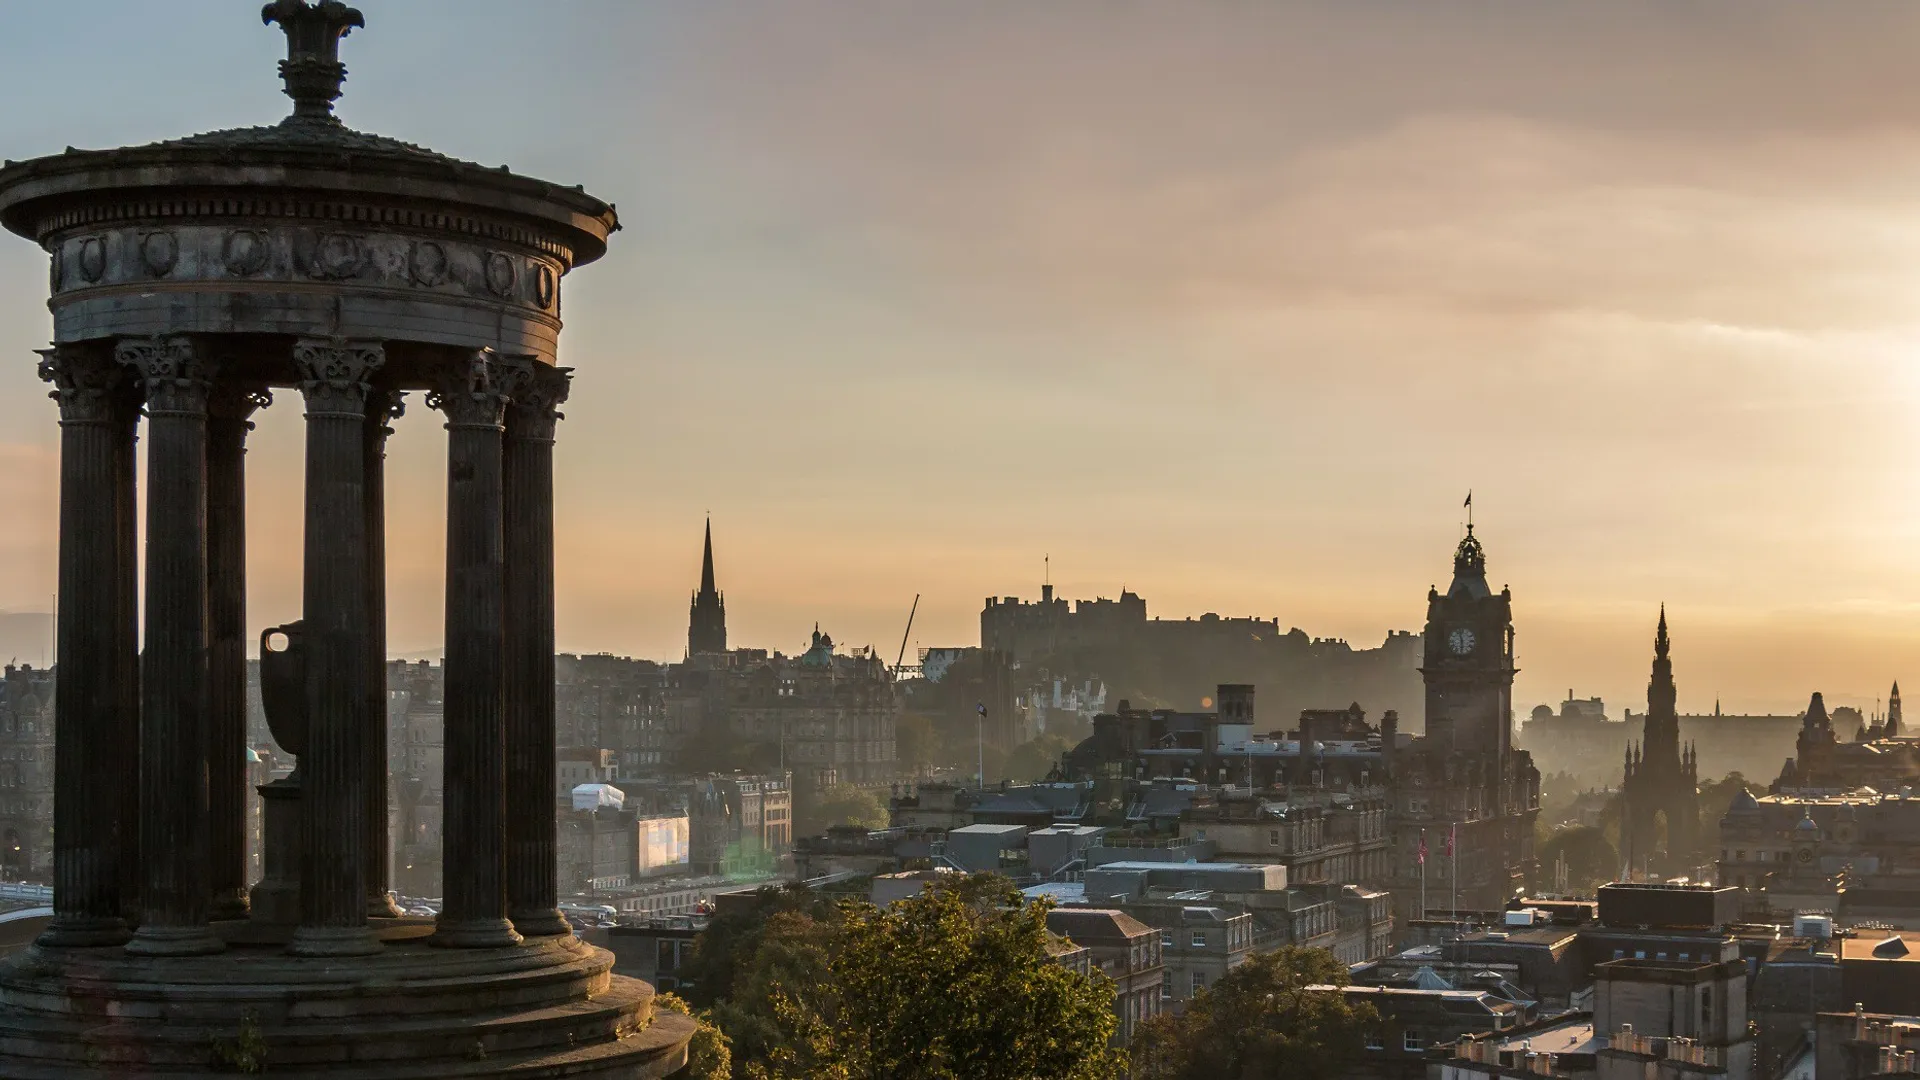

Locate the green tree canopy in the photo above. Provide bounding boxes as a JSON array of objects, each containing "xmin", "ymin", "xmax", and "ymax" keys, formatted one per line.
[
  {"xmin": 896, "ymin": 714, "xmax": 938, "ymax": 775},
  {"xmin": 1003, "ymin": 733, "xmax": 1077, "ymax": 782},
  {"xmin": 798, "ymin": 783, "xmax": 888, "ymax": 835},
  {"xmin": 1535, "ymin": 825, "xmax": 1620, "ymax": 895},
  {"xmin": 750, "ymin": 877, "xmax": 1123, "ymax": 1080},
  {"xmin": 1131, "ymin": 945, "xmax": 1377, "ymax": 1080}
]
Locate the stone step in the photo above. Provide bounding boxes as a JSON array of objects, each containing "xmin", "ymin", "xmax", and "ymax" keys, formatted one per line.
[
  {"xmin": 0, "ymin": 975, "xmax": 664, "ymax": 1072},
  {"xmin": 0, "ymin": 1009, "xmax": 694, "ymax": 1080},
  {"xmin": 0, "ymin": 942, "xmax": 617, "ymax": 1024}
]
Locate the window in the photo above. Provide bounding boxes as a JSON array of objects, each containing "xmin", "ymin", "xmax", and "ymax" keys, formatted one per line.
[
  {"xmin": 1269, "ymin": 829, "xmax": 1282, "ymax": 846},
  {"xmin": 1702, "ymin": 987, "xmax": 1711, "ymax": 1027},
  {"xmin": 1404, "ymin": 1031, "xmax": 1424, "ymax": 1052},
  {"xmin": 1366, "ymin": 1031, "xmax": 1384, "ymax": 1051},
  {"xmin": 1191, "ymin": 931, "xmax": 1207, "ymax": 948},
  {"xmin": 1161, "ymin": 931, "xmax": 1173, "ymax": 948},
  {"xmin": 1191, "ymin": 971, "xmax": 1206, "ymax": 994},
  {"xmin": 1161, "ymin": 972, "xmax": 1171, "ymax": 1000}
]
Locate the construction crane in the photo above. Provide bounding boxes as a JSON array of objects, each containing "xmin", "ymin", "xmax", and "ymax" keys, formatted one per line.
[{"xmin": 894, "ymin": 593, "xmax": 921, "ymax": 672}]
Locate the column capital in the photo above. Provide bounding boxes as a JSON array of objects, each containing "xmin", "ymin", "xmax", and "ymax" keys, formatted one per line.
[
  {"xmin": 505, "ymin": 361, "xmax": 571, "ymax": 442},
  {"xmin": 208, "ymin": 382, "xmax": 274, "ymax": 426},
  {"xmin": 36, "ymin": 345, "xmax": 127, "ymax": 425},
  {"xmin": 368, "ymin": 389, "xmax": 405, "ymax": 438},
  {"xmin": 115, "ymin": 336, "xmax": 213, "ymax": 416},
  {"xmin": 427, "ymin": 349, "xmax": 513, "ymax": 430},
  {"xmin": 293, "ymin": 337, "xmax": 386, "ymax": 418}
]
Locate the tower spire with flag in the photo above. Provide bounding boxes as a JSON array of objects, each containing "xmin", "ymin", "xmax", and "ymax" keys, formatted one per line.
[{"xmin": 1464, "ymin": 490, "xmax": 1473, "ymax": 531}]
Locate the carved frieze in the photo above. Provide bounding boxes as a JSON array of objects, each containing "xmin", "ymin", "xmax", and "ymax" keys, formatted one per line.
[
  {"xmin": 76, "ymin": 237, "xmax": 104, "ymax": 283},
  {"xmin": 222, "ymin": 230, "xmax": 270, "ymax": 277},
  {"xmin": 46, "ymin": 225, "xmax": 562, "ymax": 320},
  {"xmin": 139, "ymin": 231, "xmax": 177, "ymax": 277}
]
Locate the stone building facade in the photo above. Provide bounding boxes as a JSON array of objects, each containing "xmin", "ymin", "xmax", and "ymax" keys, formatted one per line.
[
  {"xmin": 1717, "ymin": 788, "xmax": 1920, "ymax": 921},
  {"xmin": 1045, "ymin": 907, "xmax": 1165, "ymax": 1045},
  {"xmin": 0, "ymin": 663, "xmax": 53, "ymax": 881},
  {"xmin": 726, "ymin": 629, "xmax": 899, "ymax": 787},
  {"xmin": 1385, "ymin": 528, "xmax": 1542, "ymax": 922}
]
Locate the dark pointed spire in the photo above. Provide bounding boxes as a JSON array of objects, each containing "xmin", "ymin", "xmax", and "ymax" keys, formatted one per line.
[
  {"xmin": 687, "ymin": 517, "xmax": 727, "ymax": 656},
  {"xmin": 1890, "ymin": 681, "xmax": 1903, "ymax": 738},
  {"xmin": 700, "ymin": 516, "xmax": 716, "ymax": 596},
  {"xmin": 1655, "ymin": 604, "xmax": 1669, "ymax": 660}
]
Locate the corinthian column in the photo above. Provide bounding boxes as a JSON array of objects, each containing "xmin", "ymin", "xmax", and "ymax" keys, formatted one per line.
[
  {"xmin": 118, "ymin": 336, "xmax": 223, "ymax": 957},
  {"xmin": 35, "ymin": 345, "xmax": 135, "ymax": 948},
  {"xmin": 288, "ymin": 337, "xmax": 384, "ymax": 957},
  {"xmin": 504, "ymin": 360, "xmax": 571, "ymax": 937},
  {"xmin": 208, "ymin": 382, "xmax": 270, "ymax": 921},
  {"xmin": 365, "ymin": 389, "xmax": 404, "ymax": 919},
  {"xmin": 428, "ymin": 350, "xmax": 521, "ymax": 949}
]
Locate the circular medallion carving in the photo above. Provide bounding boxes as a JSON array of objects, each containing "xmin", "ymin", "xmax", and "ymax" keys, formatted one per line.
[
  {"xmin": 222, "ymin": 230, "xmax": 269, "ymax": 277},
  {"xmin": 409, "ymin": 241, "xmax": 448, "ymax": 286},
  {"xmin": 140, "ymin": 232, "xmax": 178, "ymax": 277},
  {"xmin": 533, "ymin": 263, "xmax": 556, "ymax": 309},
  {"xmin": 313, "ymin": 233, "xmax": 365, "ymax": 280},
  {"xmin": 76, "ymin": 237, "xmax": 105, "ymax": 283},
  {"xmin": 484, "ymin": 252, "xmax": 516, "ymax": 298}
]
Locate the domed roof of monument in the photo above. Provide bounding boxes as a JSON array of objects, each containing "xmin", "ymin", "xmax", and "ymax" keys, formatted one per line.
[
  {"xmin": 1795, "ymin": 811, "xmax": 1821, "ymax": 835},
  {"xmin": 1725, "ymin": 787, "xmax": 1760, "ymax": 817},
  {"xmin": 0, "ymin": 0, "xmax": 617, "ymax": 264}
]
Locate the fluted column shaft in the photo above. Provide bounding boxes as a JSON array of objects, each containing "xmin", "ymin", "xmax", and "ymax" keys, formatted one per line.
[
  {"xmin": 120, "ymin": 336, "xmax": 223, "ymax": 957},
  {"xmin": 365, "ymin": 391, "xmax": 404, "ymax": 918},
  {"xmin": 208, "ymin": 384, "xmax": 269, "ymax": 921},
  {"xmin": 504, "ymin": 362, "xmax": 571, "ymax": 937},
  {"xmin": 114, "ymin": 380, "xmax": 142, "ymax": 927},
  {"xmin": 36, "ymin": 347, "xmax": 135, "ymax": 947},
  {"xmin": 430, "ymin": 350, "xmax": 521, "ymax": 948},
  {"xmin": 289, "ymin": 338, "xmax": 384, "ymax": 957}
]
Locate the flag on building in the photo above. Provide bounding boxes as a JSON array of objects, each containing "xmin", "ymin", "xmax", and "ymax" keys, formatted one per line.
[
  {"xmin": 1417, "ymin": 830, "xmax": 1427, "ymax": 865},
  {"xmin": 1446, "ymin": 824, "xmax": 1455, "ymax": 857}
]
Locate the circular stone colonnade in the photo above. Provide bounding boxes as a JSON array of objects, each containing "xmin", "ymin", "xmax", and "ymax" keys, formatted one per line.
[{"xmin": 0, "ymin": 3, "xmax": 692, "ymax": 1076}]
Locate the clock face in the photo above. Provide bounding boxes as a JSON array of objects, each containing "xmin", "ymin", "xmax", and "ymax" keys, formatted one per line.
[{"xmin": 1448, "ymin": 627, "xmax": 1477, "ymax": 655}]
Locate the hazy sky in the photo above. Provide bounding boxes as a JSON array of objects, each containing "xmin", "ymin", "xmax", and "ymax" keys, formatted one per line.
[{"xmin": 2, "ymin": 3, "xmax": 1919, "ymax": 718}]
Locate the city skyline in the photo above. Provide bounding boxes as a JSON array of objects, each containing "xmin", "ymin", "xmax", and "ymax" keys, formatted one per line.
[{"xmin": 3, "ymin": 3, "xmax": 1920, "ymax": 716}]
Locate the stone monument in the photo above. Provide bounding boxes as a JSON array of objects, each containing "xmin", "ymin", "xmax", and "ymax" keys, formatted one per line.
[{"xmin": 0, "ymin": 2, "xmax": 693, "ymax": 1074}]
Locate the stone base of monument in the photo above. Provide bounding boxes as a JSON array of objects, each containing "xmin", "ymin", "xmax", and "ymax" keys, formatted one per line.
[{"xmin": 0, "ymin": 923, "xmax": 692, "ymax": 1077}]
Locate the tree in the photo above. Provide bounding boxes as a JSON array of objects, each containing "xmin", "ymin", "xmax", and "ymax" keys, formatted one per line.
[
  {"xmin": 1535, "ymin": 825, "xmax": 1620, "ymax": 895},
  {"xmin": 1697, "ymin": 771, "xmax": 1755, "ymax": 847},
  {"xmin": 678, "ymin": 884, "xmax": 837, "ymax": 1010},
  {"xmin": 1131, "ymin": 946, "xmax": 1377, "ymax": 1080},
  {"xmin": 655, "ymin": 992, "xmax": 733, "ymax": 1080},
  {"xmin": 799, "ymin": 784, "xmax": 888, "ymax": 835},
  {"xmin": 896, "ymin": 715, "xmax": 938, "ymax": 776},
  {"xmin": 750, "ymin": 877, "xmax": 1123, "ymax": 1080},
  {"xmin": 1003, "ymin": 733, "xmax": 1076, "ymax": 782}
]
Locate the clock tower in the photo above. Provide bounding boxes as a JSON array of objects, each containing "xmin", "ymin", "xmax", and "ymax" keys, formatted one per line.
[{"xmin": 1421, "ymin": 525, "xmax": 1516, "ymax": 763}]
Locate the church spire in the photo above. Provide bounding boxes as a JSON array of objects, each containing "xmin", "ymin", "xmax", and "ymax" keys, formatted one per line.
[
  {"xmin": 688, "ymin": 517, "xmax": 727, "ymax": 656},
  {"xmin": 700, "ymin": 516, "xmax": 717, "ymax": 596},
  {"xmin": 1890, "ymin": 681, "xmax": 1903, "ymax": 738},
  {"xmin": 1655, "ymin": 604, "xmax": 1669, "ymax": 660}
]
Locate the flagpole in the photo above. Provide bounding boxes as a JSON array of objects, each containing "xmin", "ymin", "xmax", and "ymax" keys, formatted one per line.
[
  {"xmin": 1450, "ymin": 822, "xmax": 1458, "ymax": 929},
  {"xmin": 1419, "ymin": 829, "xmax": 1427, "ymax": 922}
]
